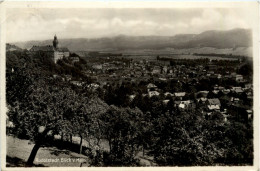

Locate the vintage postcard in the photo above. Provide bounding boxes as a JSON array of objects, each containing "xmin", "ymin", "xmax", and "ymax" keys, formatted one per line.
[{"xmin": 0, "ymin": 1, "xmax": 259, "ymax": 171}]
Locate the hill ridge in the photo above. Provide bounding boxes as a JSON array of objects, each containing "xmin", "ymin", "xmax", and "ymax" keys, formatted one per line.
[{"xmin": 11, "ymin": 28, "xmax": 252, "ymax": 51}]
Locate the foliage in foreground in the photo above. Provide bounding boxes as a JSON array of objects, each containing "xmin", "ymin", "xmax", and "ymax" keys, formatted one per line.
[{"xmin": 6, "ymin": 50, "xmax": 253, "ymax": 166}]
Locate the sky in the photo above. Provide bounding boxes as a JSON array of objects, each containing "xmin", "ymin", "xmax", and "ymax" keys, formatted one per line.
[{"xmin": 6, "ymin": 8, "xmax": 253, "ymax": 42}]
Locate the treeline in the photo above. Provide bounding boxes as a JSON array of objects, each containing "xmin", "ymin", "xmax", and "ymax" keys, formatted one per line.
[
  {"xmin": 193, "ymin": 53, "xmax": 248, "ymax": 59},
  {"xmin": 88, "ymin": 51, "xmax": 123, "ymax": 58},
  {"xmin": 157, "ymin": 57, "xmax": 241, "ymax": 67},
  {"xmin": 6, "ymin": 50, "xmax": 91, "ymax": 81}
]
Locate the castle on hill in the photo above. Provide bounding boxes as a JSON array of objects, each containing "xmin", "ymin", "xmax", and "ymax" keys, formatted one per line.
[{"xmin": 29, "ymin": 35, "xmax": 70, "ymax": 63}]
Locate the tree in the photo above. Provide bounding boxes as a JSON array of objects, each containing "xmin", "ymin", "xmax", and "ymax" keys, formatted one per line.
[
  {"xmin": 7, "ymin": 77, "xmax": 93, "ymax": 165},
  {"xmin": 237, "ymin": 62, "xmax": 253, "ymax": 77},
  {"xmin": 84, "ymin": 97, "xmax": 109, "ymax": 153},
  {"xmin": 223, "ymin": 121, "xmax": 253, "ymax": 164},
  {"xmin": 100, "ymin": 106, "xmax": 144, "ymax": 166},
  {"xmin": 152, "ymin": 110, "xmax": 229, "ymax": 166}
]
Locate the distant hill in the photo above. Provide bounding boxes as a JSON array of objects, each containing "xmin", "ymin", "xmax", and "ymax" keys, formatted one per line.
[
  {"xmin": 12, "ymin": 28, "xmax": 252, "ymax": 52},
  {"xmin": 182, "ymin": 29, "xmax": 252, "ymax": 49},
  {"xmin": 6, "ymin": 43, "xmax": 23, "ymax": 52}
]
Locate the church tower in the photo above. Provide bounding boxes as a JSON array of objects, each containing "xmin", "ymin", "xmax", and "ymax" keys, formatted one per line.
[{"xmin": 53, "ymin": 34, "xmax": 59, "ymax": 49}]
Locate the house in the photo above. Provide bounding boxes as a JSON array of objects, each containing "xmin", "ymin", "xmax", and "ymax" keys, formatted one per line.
[
  {"xmin": 69, "ymin": 56, "xmax": 80, "ymax": 63},
  {"xmin": 129, "ymin": 95, "xmax": 136, "ymax": 102},
  {"xmin": 196, "ymin": 91, "xmax": 209, "ymax": 98},
  {"xmin": 179, "ymin": 100, "xmax": 191, "ymax": 109},
  {"xmin": 152, "ymin": 66, "xmax": 161, "ymax": 75},
  {"xmin": 164, "ymin": 92, "xmax": 174, "ymax": 97},
  {"xmin": 217, "ymin": 74, "xmax": 222, "ymax": 79},
  {"xmin": 174, "ymin": 100, "xmax": 194, "ymax": 109},
  {"xmin": 246, "ymin": 91, "xmax": 253, "ymax": 100},
  {"xmin": 147, "ymin": 83, "xmax": 157, "ymax": 91},
  {"xmin": 174, "ymin": 101, "xmax": 181, "ymax": 108},
  {"xmin": 70, "ymin": 81, "xmax": 83, "ymax": 86},
  {"xmin": 231, "ymin": 87, "xmax": 243, "ymax": 94},
  {"xmin": 221, "ymin": 108, "xmax": 227, "ymax": 114},
  {"xmin": 174, "ymin": 92, "xmax": 186, "ymax": 97},
  {"xmin": 6, "ymin": 114, "xmax": 14, "ymax": 128},
  {"xmin": 231, "ymin": 97, "xmax": 240, "ymax": 103},
  {"xmin": 142, "ymin": 93, "xmax": 148, "ymax": 97},
  {"xmin": 246, "ymin": 110, "xmax": 253, "ymax": 120},
  {"xmin": 64, "ymin": 75, "xmax": 72, "ymax": 81},
  {"xmin": 206, "ymin": 98, "xmax": 221, "ymax": 111},
  {"xmin": 235, "ymin": 74, "xmax": 243, "ymax": 82},
  {"xmin": 163, "ymin": 99, "xmax": 170, "ymax": 105},
  {"xmin": 179, "ymin": 103, "xmax": 186, "ymax": 109},
  {"xmin": 159, "ymin": 78, "xmax": 167, "ymax": 81},
  {"xmin": 214, "ymin": 85, "xmax": 224, "ymax": 90},
  {"xmin": 212, "ymin": 90, "xmax": 219, "ymax": 94},
  {"xmin": 222, "ymin": 89, "xmax": 230, "ymax": 94},
  {"xmin": 230, "ymin": 72, "xmax": 237, "ymax": 77},
  {"xmin": 197, "ymin": 97, "xmax": 207, "ymax": 103},
  {"xmin": 174, "ymin": 92, "xmax": 186, "ymax": 100},
  {"xmin": 208, "ymin": 65, "xmax": 217, "ymax": 71},
  {"xmin": 208, "ymin": 71, "xmax": 215, "ymax": 75},
  {"xmin": 163, "ymin": 66, "xmax": 168, "ymax": 73},
  {"xmin": 219, "ymin": 95, "xmax": 231, "ymax": 106},
  {"xmin": 245, "ymin": 84, "xmax": 253, "ymax": 90},
  {"xmin": 218, "ymin": 86, "xmax": 225, "ymax": 90},
  {"xmin": 207, "ymin": 98, "xmax": 221, "ymax": 106},
  {"xmin": 135, "ymin": 71, "xmax": 143, "ymax": 77},
  {"xmin": 87, "ymin": 83, "xmax": 100, "ymax": 90},
  {"xmin": 222, "ymin": 113, "xmax": 229, "ymax": 122},
  {"xmin": 148, "ymin": 91, "xmax": 160, "ymax": 98},
  {"xmin": 207, "ymin": 105, "xmax": 220, "ymax": 111}
]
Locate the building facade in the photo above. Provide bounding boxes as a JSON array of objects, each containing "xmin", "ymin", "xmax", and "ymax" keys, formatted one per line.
[{"xmin": 29, "ymin": 35, "xmax": 70, "ymax": 63}]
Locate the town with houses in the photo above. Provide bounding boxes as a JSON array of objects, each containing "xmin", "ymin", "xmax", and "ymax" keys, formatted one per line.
[
  {"xmin": 37, "ymin": 36, "xmax": 253, "ymax": 124},
  {"xmin": 74, "ymin": 57, "xmax": 253, "ymax": 123}
]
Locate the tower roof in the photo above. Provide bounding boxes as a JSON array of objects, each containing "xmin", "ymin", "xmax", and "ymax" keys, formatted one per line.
[{"xmin": 53, "ymin": 34, "xmax": 59, "ymax": 48}]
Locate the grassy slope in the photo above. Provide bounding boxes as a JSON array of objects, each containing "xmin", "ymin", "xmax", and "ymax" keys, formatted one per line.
[
  {"xmin": 6, "ymin": 136, "xmax": 90, "ymax": 167},
  {"xmin": 7, "ymin": 135, "xmax": 156, "ymax": 167}
]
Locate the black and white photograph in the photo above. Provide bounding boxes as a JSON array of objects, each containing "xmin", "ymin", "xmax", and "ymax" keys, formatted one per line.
[{"xmin": 1, "ymin": 1, "xmax": 259, "ymax": 170}]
